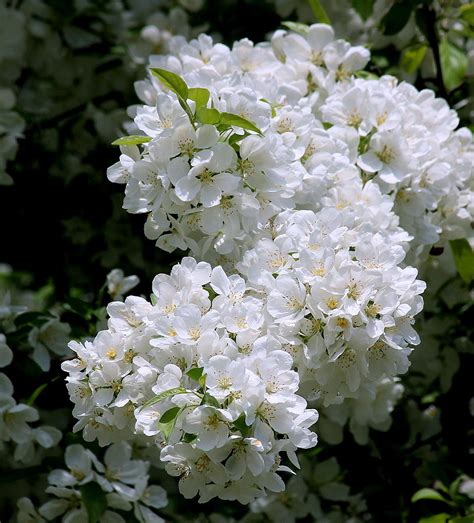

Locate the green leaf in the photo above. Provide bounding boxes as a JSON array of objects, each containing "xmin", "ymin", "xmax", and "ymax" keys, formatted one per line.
[
  {"xmin": 188, "ymin": 88, "xmax": 210, "ymax": 110},
  {"xmin": 202, "ymin": 393, "xmax": 220, "ymax": 408},
  {"xmin": 219, "ymin": 112, "xmax": 262, "ymax": 135},
  {"xmin": 196, "ymin": 107, "xmax": 221, "ymax": 125},
  {"xmin": 159, "ymin": 406, "xmax": 181, "ymax": 424},
  {"xmin": 233, "ymin": 413, "xmax": 252, "ymax": 437},
  {"xmin": 186, "ymin": 367, "xmax": 204, "ymax": 381},
  {"xmin": 14, "ymin": 311, "xmax": 52, "ymax": 328},
  {"xmin": 111, "ymin": 135, "xmax": 151, "ymax": 146},
  {"xmin": 141, "ymin": 387, "xmax": 187, "ymax": 409},
  {"xmin": 380, "ymin": 1, "xmax": 413, "ymax": 35},
  {"xmin": 450, "ymin": 239, "xmax": 474, "ymax": 284},
  {"xmin": 150, "ymin": 68, "xmax": 189, "ymax": 100},
  {"xmin": 419, "ymin": 515, "xmax": 450, "ymax": 523},
  {"xmin": 460, "ymin": 3, "xmax": 474, "ymax": 26},
  {"xmin": 440, "ymin": 39, "xmax": 468, "ymax": 92},
  {"xmin": 351, "ymin": 0, "xmax": 375, "ymax": 20},
  {"xmin": 281, "ymin": 21, "xmax": 309, "ymax": 35},
  {"xmin": 229, "ymin": 131, "xmax": 251, "ymax": 146},
  {"xmin": 411, "ymin": 488, "xmax": 450, "ymax": 504},
  {"xmin": 400, "ymin": 44, "xmax": 428, "ymax": 74},
  {"xmin": 451, "ymin": 516, "xmax": 474, "ymax": 523},
  {"xmin": 182, "ymin": 432, "xmax": 198, "ymax": 443},
  {"xmin": 80, "ymin": 482, "xmax": 107, "ymax": 523},
  {"xmin": 308, "ymin": 0, "xmax": 331, "ymax": 24}
]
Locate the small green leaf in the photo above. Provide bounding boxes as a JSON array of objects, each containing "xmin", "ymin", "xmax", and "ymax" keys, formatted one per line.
[
  {"xmin": 159, "ymin": 406, "xmax": 181, "ymax": 424},
  {"xmin": 440, "ymin": 39, "xmax": 468, "ymax": 92},
  {"xmin": 281, "ymin": 21, "xmax": 309, "ymax": 35},
  {"xmin": 80, "ymin": 482, "xmax": 107, "ymax": 523},
  {"xmin": 219, "ymin": 112, "xmax": 262, "ymax": 135},
  {"xmin": 411, "ymin": 488, "xmax": 450, "ymax": 504},
  {"xmin": 419, "ymin": 515, "xmax": 450, "ymax": 523},
  {"xmin": 460, "ymin": 3, "xmax": 474, "ymax": 26},
  {"xmin": 196, "ymin": 107, "xmax": 221, "ymax": 125},
  {"xmin": 202, "ymin": 393, "xmax": 220, "ymax": 408},
  {"xmin": 150, "ymin": 68, "xmax": 189, "ymax": 100},
  {"xmin": 451, "ymin": 516, "xmax": 474, "ymax": 523},
  {"xmin": 141, "ymin": 387, "xmax": 187, "ymax": 409},
  {"xmin": 380, "ymin": 1, "xmax": 413, "ymax": 35},
  {"xmin": 229, "ymin": 131, "xmax": 251, "ymax": 146},
  {"xmin": 233, "ymin": 413, "xmax": 252, "ymax": 437},
  {"xmin": 15, "ymin": 311, "xmax": 52, "ymax": 328},
  {"xmin": 186, "ymin": 367, "xmax": 204, "ymax": 381},
  {"xmin": 351, "ymin": 0, "xmax": 375, "ymax": 20},
  {"xmin": 308, "ymin": 0, "xmax": 331, "ymax": 24},
  {"xmin": 450, "ymin": 239, "xmax": 474, "ymax": 284},
  {"xmin": 111, "ymin": 135, "xmax": 151, "ymax": 146},
  {"xmin": 400, "ymin": 44, "xmax": 428, "ymax": 74},
  {"xmin": 198, "ymin": 373, "xmax": 207, "ymax": 388},
  {"xmin": 188, "ymin": 88, "xmax": 210, "ymax": 110},
  {"xmin": 182, "ymin": 432, "xmax": 198, "ymax": 443}
]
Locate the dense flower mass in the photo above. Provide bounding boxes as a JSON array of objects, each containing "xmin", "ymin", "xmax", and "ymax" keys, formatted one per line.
[
  {"xmin": 107, "ymin": 23, "xmax": 473, "ymax": 267},
  {"xmin": 63, "ymin": 259, "xmax": 319, "ymax": 503}
]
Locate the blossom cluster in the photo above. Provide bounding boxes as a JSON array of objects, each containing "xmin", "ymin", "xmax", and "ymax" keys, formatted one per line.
[
  {"xmin": 17, "ymin": 442, "xmax": 168, "ymax": 523},
  {"xmin": 64, "ymin": 259, "xmax": 318, "ymax": 503},
  {"xmin": 108, "ymin": 23, "xmax": 473, "ymax": 266}
]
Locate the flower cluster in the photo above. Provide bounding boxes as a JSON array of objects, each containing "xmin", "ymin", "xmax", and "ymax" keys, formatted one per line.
[
  {"xmin": 108, "ymin": 23, "xmax": 473, "ymax": 265},
  {"xmin": 17, "ymin": 442, "xmax": 168, "ymax": 523},
  {"xmin": 64, "ymin": 258, "xmax": 318, "ymax": 503}
]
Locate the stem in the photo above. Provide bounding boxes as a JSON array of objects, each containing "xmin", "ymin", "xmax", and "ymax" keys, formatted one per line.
[{"xmin": 308, "ymin": 0, "xmax": 331, "ymax": 25}]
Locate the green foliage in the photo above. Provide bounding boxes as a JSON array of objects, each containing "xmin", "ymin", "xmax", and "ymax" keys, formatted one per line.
[
  {"xmin": 111, "ymin": 135, "xmax": 151, "ymax": 145},
  {"xmin": 450, "ymin": 239, "xmax": 474, "ymax": 285},
  {"xmin": 141, "ymin": 387, "xmax": 188, "ymax": 409},
  {"xmin": 412, "ymin": 488, "xmax": 451, "ymax": 504},
  {"xmin": 351, "ymin": 0, "xmax": 375, "ymax": 21},
  {"xmin": 80, "ymin": 482, "xmax": 107, "ymax": 523},
  {"xmin": 439, "ymin": 39, "xmax": 468, "ymax": 92},
  {"xmin": 400, "ymin": 44, "xmax": 428, "ymax": 74},
  {"xmin": 380, "ymin": 0, "xmax": 413, "ymax": 35}
]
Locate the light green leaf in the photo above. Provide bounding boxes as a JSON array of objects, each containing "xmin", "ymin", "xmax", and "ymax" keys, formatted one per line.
[
  {"xmin": 186, "ymin": 367, "xmax": 204, "ymax": 381},
  {"xmin": 111, "ymin": 135, "xmax": 151, "ymax": 146},
  {"xmin": 411, "ymin": 488, "xmax": 450, "ymax": 504},
  {"xmin": 440, "ymin": 39, "xmax": 468, "ymax": 92},
  {"xmin": 27, "ymin": 383, "xmax": 49, "ymax": 406},
  {"xmin": 159, "ymin": 406, "xmax": 181, "ymax": 424},
  {"xmin": 219, "ymin": 112, "xmax": 262, "ymax": 135},
  {"xmin": 150, "ymin": 68, "xmax": 189, "ymax": 100},
  {"xmin": 400, "ymin": 44, "xmax": 428, "ymax": 74},
  {"xmin": 188, "ymin": 88, "xmax": 210, "ymax": 110},
  {"xmin": 80, "ymin": 482, "xmax": 107, "ymax": 523},
  {"xmin": 308, "ymin": 0, "xmax": 331, "ymax": 24},
  {"xmin": 141, "ymin": 387, "xmax": 187, "ymax": 409},
  {"xmin": 281, "ymin": 21, "xmax": 309, "ymax": 35},
  {"xmin": 196, "ymin": 107, "xmax": 221, "ymax": 125},
  {"xmin": 450, "ymin": 239, "xmax": 474, "ymax": 284}
]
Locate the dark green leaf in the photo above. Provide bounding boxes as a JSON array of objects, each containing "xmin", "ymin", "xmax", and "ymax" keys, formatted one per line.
[
  {"xmin": 150, "ymin": 68, "xmax": 189, "ymax": 100},
  {"xmin": 188, "ymin": 88, "xmax": 210, "ymax": 110},
  {"xmin": 233, "ymin": 413, "xmax": 252, "ymax": 437},
  {"xmin": 182, "ymin": 432, "xmax": 198, "ymax": 443},
  {"xmin": 440, "ymin": 39, "xmax": 468, "ymax": 92},
  {"xmin": 27, "ymin": 383, "xmax": 49, "ymax": 406},
  {"xmin": 352, "ymin": 0, "xmax": 376, "ymax": 20},
  {"xmin": 219, "ymin": 112, "xmax": 262, "ymax": 135},
  {"xmin": 450, "ymin": 239, "xmax": 474, "ymax": 284},
  {"xmin": 159, "ymin": 406, "xmax": 181, "ymax": 424},
  {"xmin": 80, "ymin": 482, "xmax": 107, "ymax": 523},
  {"xmin": 15, "ymin": 311, "xmax": 52, "ymax": 328},
  {"xmin": 460, "ymin": 3, "xmax": 474, "ymax": 26},
  {"xmin": 111, "ymin": 135, "xmax": 151, "ymax": 146},
  {"xmin": 141, "ymin": 387, "xmax": 187, "ymax": 409},
  {"xmin": 380, "ymin": 1, "xmax": 413, "ymax": 35},
  {"xmin": 186, "ymin": 367, "xmax": 204, "ymax": 381},
  {"xmin": 412, "ymin": 488, "xmax": 450, "ymax": 504},
  {"xmin": 400, "ymin": 44, "xmax": 428, "ymax": 74},
  {"xmin": 196, "ymin": 107, "xmax": 221, "ymax": 125}
]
